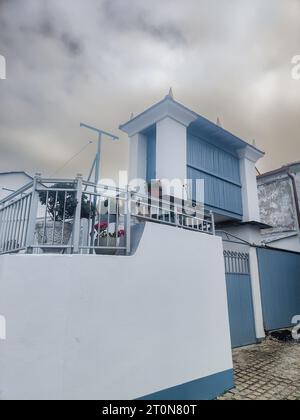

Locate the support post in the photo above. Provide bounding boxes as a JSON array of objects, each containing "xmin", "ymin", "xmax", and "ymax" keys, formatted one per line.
[
  {"xmin": 126, "ymin": 187, "xmax": 132, "ymax": 256},
  {"xmin": 73, "ymin": 174, "xmax": 83, "ymax": 254},
  {"xmin": 26, "ymin": 173, "xmax": 41, "ymax": 253},
  {"xmin": 210, "ymin": 211, "xmax": 215, "ymax": 235},
  {"xmin": 95, "ymin": 133, "xmax": 102, "ymax": 188},
  {"xmin": 249, "ymin": 247, "xmax": 266, "ymax": 341}
]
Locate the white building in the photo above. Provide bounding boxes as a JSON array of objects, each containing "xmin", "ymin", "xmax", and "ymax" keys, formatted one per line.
[
  {"xmin": 120, "ymin": 90, "xmax": 264, "ymax": 228},
  {"xmin": 1, "ymin": 93, "xmax": 299, "ymax": 400}
]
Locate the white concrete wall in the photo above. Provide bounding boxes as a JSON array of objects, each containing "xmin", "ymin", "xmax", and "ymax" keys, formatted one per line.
[
  {"xmin": 238, "ymin": 152, "xmax": 261, "ymax": 223},
  {"xmin": 128, "ymin": 132, "xmax": 147, "ymax": 184},
  {"xmin": 156, "ymin": 117, "xmax": 187, "ymax": 183},
  {"xmin": 0, "ymin": 223, "xmax": 233, "ymax": 400},
  {"xmin": 156, "ymin": 117, "xmax": 188, "ymax": 199}
]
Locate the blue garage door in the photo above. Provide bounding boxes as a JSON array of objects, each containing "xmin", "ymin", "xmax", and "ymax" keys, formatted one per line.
[
  {"xmin": 224, "ymin": 251, "xmax": 257, "ymax": 348},
  {"xmin": 257, "ymin": 248, "xmax": 300, "ymax": 331}
]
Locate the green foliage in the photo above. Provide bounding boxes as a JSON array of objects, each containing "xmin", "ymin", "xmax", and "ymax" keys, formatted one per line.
[{"xmin": 39, "ymin": 182, "xmax": 97, "ymax": 221}]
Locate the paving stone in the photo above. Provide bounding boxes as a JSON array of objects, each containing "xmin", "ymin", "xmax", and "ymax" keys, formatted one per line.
[{"xmin": 219, "ymin": 339, "xmax": 300, "ymax": 401}]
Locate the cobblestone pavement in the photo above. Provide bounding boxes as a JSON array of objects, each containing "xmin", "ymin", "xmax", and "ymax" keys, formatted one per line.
[{"xmin": 219, "ymin": 339, "xmax": 300, "ymax": 400}]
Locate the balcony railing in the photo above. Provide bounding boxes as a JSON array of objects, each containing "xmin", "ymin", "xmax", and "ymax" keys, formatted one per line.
[{"xmin": 0, "ymin": 175, "xmax": 215, "ymax": 256}]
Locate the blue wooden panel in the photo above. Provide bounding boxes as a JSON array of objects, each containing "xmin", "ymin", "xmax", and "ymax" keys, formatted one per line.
[
  {"xmin": 187, "ymin": 134, "xmax": 241, "ymax": 184},
  {"xmin": 226, "ymin": 274, "xmax": 257, "ymax": 348},
  {"xmin": 146, "ymin": 131, "xmax": 156, "ymax": 182},
  {"xmin": 188, "ymin": 167, "xmax": 243, "ymax": 216},
  {"xmin": 257, "ymin": 248, "xmax": 300, "ymax": 331},
  {"xmin": 187, "ymin": 134, "xmax": 243, "ymax": 217}
]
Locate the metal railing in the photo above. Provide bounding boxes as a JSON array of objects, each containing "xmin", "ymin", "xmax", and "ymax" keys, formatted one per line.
[
  {"xmin": 0, "ymin": 175, "xmax": 215, "ymax": 256},
  {"xmin": 0, "ymin": 181, "xmax": 34, "ymax": 254},
  {"xmin": 224, "ymin": 251, "xmax": 250, "ymax": 275}
]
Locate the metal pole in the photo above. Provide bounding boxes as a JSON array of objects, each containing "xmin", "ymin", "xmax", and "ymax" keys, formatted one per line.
[
  {"xmin": 73, "ymin": 174, "xmax": 83, "ymax": 254},
  {"xmin": 95, "ymin": 132, "xmax": 102, "ymax": 190},
  {"xmin": 26, "ymin": 173, "xmax": 41, "ymax": 253},
  {"xmin": 210, "ymin": 210, "xmax": 215, "ymax": 235},
  {"xmin": 89, "ymin": 133, "xmax": 102, "ymax": 254},
  {"xmin": 80, "ymin": 123, "xmax": 118, "ymax": 185},
  {"xmin": 87, "ymin": 157, "xmax": 96, "ymax": 183},
  {"xmin": 126, "ymin": 187, "xmax": 131, "ymax": 256}
]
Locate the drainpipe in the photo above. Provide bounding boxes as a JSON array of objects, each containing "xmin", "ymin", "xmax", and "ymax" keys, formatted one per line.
[{"xmin": 287, "ymin": 170, "xmax": 300, "ymax": 233}]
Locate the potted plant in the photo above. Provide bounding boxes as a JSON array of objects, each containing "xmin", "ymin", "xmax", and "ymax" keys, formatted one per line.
[
  {"xmin": 147, "ymin": 179, "xmax": 162, "ymax": 199},
  {"xmin": 37, "ymin": 182, "xmax": 96, "ymax": 253},
  {"xmin": 93, "ymin": 221, "xmax": 125, "ymax": 255}
]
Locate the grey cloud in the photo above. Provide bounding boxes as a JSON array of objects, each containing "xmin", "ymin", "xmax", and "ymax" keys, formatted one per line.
[
  {"xmin": 19, "ymin": 17, "xmax": 83, "ymax": 57},
  {"xmin": 101, "ymin": 0, "xmax": 187, "ymax": 47},
  {"xmin": 0, "ymin": 0, "xmax": 300, "ymax": 180},
  {"xmin": 59, "ymin": 32, "xmax": 82, "ymax": 56}
]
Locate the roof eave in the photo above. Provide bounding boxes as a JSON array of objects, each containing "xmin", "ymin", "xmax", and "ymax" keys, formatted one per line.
[{"xmin": 119, "ymin": 97, "xmax": 198, "ymax": 137}]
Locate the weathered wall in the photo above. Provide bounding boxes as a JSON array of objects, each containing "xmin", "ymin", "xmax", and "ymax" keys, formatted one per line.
[
  {"xmin": 258, "ymin": 175, "xmax": 297, "ymax": 233},
  {"xmin": 0, "ymin": 222, "xmax": 233, "ymax": 400},
  {"xmin": 295, "ymin": 172, "xmax": 300, "ymax": 210}
]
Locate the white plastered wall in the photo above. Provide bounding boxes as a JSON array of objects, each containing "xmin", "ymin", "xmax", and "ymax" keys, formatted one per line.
[{"xmin": 0, "ymin": 223, "xmax": 233, "ymax": 400}]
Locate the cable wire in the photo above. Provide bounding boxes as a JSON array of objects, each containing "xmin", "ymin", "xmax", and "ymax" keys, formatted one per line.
[{"xmin": 50, "ymin": 141, "xmax": 93, "ymax": 177}]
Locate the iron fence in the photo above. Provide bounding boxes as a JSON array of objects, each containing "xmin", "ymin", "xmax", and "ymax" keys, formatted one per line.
[
  {"xmin": 0, "ymin": 182, "xmax": 33, "ymax": 254},
  {"xmin": 224, "ymin": 250, "xmax": 250, "ymax": 275},
  {"xmin": 0, "ymin": 175, "xmax": 215, "ymax": 256}
]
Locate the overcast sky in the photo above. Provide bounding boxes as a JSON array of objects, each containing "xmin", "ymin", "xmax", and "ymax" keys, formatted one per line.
[{"xmin": 0, "ymin": 0, "xmax": 300, "ymax": 180}]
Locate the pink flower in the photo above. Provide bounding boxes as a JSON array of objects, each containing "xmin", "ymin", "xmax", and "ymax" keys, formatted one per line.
[{"xmin": 94, "ymin": 221, "xmax": 108, "ymax": 231}]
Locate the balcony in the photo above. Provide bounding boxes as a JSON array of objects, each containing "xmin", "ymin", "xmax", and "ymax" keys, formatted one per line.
[{"xmin": 0, "ymin": 175, "xmax": 215, "ymax": 256}]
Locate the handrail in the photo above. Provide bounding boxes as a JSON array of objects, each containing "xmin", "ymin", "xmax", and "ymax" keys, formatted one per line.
[
  {"xmin": 0, "ymin": 181, "xmax": 34, "ymax": 206},
  {"xmin": 0, "ymin": 176, "xmax": 215, "ymax": 256},
  {"xmin": 131, "ymin": 191, "xmax": 209, "ymax": 217}
]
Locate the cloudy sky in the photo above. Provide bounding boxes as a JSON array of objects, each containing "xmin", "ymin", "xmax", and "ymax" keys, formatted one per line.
[{"xmin": 0, "ymin": 0, "xmax": 300, "ymax": 180}]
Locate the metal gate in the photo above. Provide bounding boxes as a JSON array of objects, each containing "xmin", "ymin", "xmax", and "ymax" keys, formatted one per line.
[
  {"xmin": 257, "ymin": 248, "xmax": 300, "ymax": 331},
  {"xmin": 224, "ymin": 251, "xmax": 257, "ymax": 348}
]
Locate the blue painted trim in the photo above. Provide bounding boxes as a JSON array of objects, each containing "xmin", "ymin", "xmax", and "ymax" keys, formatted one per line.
[
  {"xmin": 146, "ymin": 127, "xmax": 157, "ymax": 182},
  {"xmin": 138, "ymin": 369, "xmax": 234, "ymax": 401},
  {"xmin": 204, "ymin": 204, "xmax": 243, "ymax": 220}
]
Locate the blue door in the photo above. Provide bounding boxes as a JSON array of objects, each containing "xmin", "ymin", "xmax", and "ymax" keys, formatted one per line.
[
  {"xmin": 257, "ymin": 248, "xmax": 300, "ymax": 331},
  {"xmin": 224, "ymin": 251, "xmax": 257, "ymax": 348}
]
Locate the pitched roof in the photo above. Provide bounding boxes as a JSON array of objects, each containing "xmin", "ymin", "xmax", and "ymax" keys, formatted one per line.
[
  {"xmin": 120, "ymin": 93, "xmax": 265, "ymax": 157},
  {"xmin": 261, "ymin": 231, "xmax": 299, "ymax": 244},
  {"xmin": 258, "ymin": 162, "xmax": 300, "ymax": 180}
]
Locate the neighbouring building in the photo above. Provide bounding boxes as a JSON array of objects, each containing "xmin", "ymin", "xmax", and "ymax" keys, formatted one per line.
[{"xmin": 258, "ymin": 162, "xmax": 300, "ymax": 253}]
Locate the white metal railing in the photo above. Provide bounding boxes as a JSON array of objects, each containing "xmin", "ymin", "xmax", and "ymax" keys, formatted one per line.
[
  {"xmin": 224, "ymin": 251, "xmax": 250, "ymax": 275},
  {"xmin": 0, "ymin": 181, "xmax": 34, "ymax": 254},
  {"xmin": 0, "ymin": 175, "xmax": 215, "ymax": 256}
]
